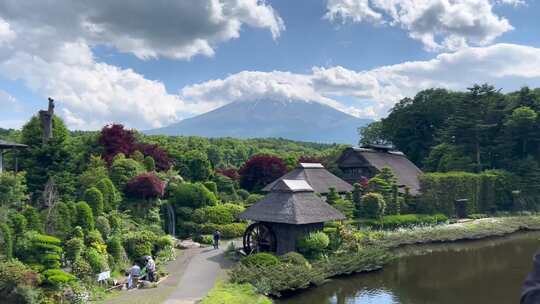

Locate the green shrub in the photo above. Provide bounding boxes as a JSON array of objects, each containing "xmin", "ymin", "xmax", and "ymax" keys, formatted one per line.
[
  {"xmin": 0, "ymin": 223, "xmax": 13, "ymax": 259},
  {"xmin": 246, "ymin": 194, "xmax": 264, "ymax": 206},
  {"xmin": 107, "ymin": 236, "xmax": 127, "ymax": 265},
  {"xmin": 203, "ymin": 181, "xmax": 218, "ymax": 195},
  {"xmin": 75, "ymin": 202, "xmax": 94, "ymax": 232},
  {"xmin": 144, "ymin": 156, "xmax": 156, "ymax": 171},
  {"xmin": 95, "ymin": 216, "xmax": 111, "ymax": 240},
  {"xmin": 193, "ymin": 205, "xmax": 235, "ymax": 225},
  {"xmin": 8, "ymin": 213, "xmax": 27, "ymax": 237},
  {"xmin": 170, "ymin": 182, "xmax": 218, "ymax": 209},
  {"xmin": 220, "ymin": 223, "xmax": 247, "ymax": 238},
  {"xmin": 237, "ymin": 189, "xmax": 250, "ymax": 200},
  {"xmin": 155, "ymin": 235, "xmax": 174, "ymax": 251},
  {"xmin": 84, "ymin": 187, "xmax": 104, "ymax": 216},
  {"xmin": 86, "ymin": 230, "xmax": 105, "ymax": 247},
  {"xmin": 110, "ymin": 157, "xmax": 145, "ymax": 190},
  {"xmin": 279, "ymin": 252, "xmax": 310, "ymax": 267},
  {"xmin": 123, "ymin": 231, "xmax": 157, "ymax": 259},
  {"xmin": 176, "ymin": 206, "xmax": 194, "ymax": 220},
  {"xmin": 223, "ymin": 203, "xmax": 245, "ymax": 219},
  {"xmin": 198, "ymin": 223, "xmax": 221, "ymax": 235},
  {"xmin": 297, "ymin": 232, "xmax": 329, "ymax": 258},
  {"xmin": 71, "ymin": 226, "xmax": 84, "ymax": 239},
  {"xmin": 71, "ymin": 257, "xmax": 93, "ymax": 279},
  {"xmin": 22, "ymin": 206, "xmax": 43, "ymax": 232},
  {"xmin": 361, "ymin": 193, "xmax": 386, "ymax": 219},
  {"xmin": 96, "ymin": 178, "xmax": 119, "ymax": 211},
  {"xmin": 241, "ymin": 253, "xmax": 280, "ymax": 267},
  {"xmin": 333, "ymin": 199, "xmax": 355, "ymax": 219},
  {"xmin": 85, "ymin": 247, "xmax": 109, "ymax": 273},
  {"xmin": 0, "ymin": 260, "xmax": 41, "ymax": 302},
  {"xmin": 193, "ymin": 234, "xmax": 214, "ymax": 245},
  {"xmin": 18, "ymin": 233, "xmax": 63, "ymax": 269},
  {"xmin": 42, "ymin": 269, "xmax": 76, "ymax": 288},
  {"xmin": 65, "ymin": 237, "xmax": 85, "ymax": 264}
]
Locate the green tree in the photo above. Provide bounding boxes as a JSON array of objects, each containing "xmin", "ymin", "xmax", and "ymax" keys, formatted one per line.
[
  {"xmin": 22, "ymin": 206, "xmax": 42, "ymax": 232},
  {"xmin": 361, "ymin": 193, "xmax": 386, "ymax": 219},
  {"xmin": 178, "ymin": 150, "xmax": 213, "ymax": 182},
  {"xmin": 504, "ymin": 106, "xmax": 538, "ymax": 157},
  {"xmin": 144, "ymin": 156, "xmax": 156, "ymax": 171},
  {"xmin": 110, "ymin": 156, "xmax": 145, "ymax": 190},
  {"xmin": 0, "ymin": 172, "xmax": 28, "ymax": 207},
  {"xmin": 84, "ymin": 187, "xmax": 104, "ymax": 216},
  {"xmin": 358, "ymin": 121, "xmax": 391, "ymax": 146},
  {"xmin": 169, "ymin": 182, "xmax": 218, "ymax": 209},
  {"xmin": 96, "ymin": 178, "xmax": 119, "ymax": 211},
  {"xmin": 326, "ymin": 187, "xmax": 339, "ymax": 205},
  {"xmin": 75, "ymin": 202, "xmax": 94, "ymax": 232}
]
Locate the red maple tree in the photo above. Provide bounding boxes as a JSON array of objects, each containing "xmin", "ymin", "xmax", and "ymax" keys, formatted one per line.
[
  {"xmin": 98, "ymin": 124, "xmax": 136, "ymax": 164},
  {"xmin": 125, "ymin": 173, "xmax": 165, "ymax": 199},
  {"xmin": 239, "ymin": 155, "xmax": 287, "ymax": 191}
]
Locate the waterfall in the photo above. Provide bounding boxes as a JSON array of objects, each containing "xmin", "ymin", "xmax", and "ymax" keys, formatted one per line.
[{"xmin": 166, "ymin": 202, "xmax": 176, "ymax": 237}]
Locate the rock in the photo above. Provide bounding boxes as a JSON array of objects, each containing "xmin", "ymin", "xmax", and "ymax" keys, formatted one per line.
[{"xmin": 178, "ymin": 239, "xmax": 201, "ymax": 249}]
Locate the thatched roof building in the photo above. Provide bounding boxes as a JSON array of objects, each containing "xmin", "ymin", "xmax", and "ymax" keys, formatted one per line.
[
  {"xmin": 262, "ymin": 163, "xmax": 353, "ymax": 194},
  {"xmin": 337, "ymin": 145, "xmax": 422, "ymax": 195},
  {"xmin": 238, "ymin": 179, "xmax": 345, "ymax": 255}
]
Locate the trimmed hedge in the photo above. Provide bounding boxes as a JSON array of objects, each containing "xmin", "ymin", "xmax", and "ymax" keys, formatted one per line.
[
  {"xmin": 359, "ymin": 214, "xmax": 448, "ymax": 230},
  {"xmin": 417, "ymin": 170, "xmax": 515, "ymax": 216}
]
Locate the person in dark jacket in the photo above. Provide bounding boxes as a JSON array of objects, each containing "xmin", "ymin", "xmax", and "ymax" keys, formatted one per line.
[
  {"xmin": 213, "ymin": 230, "xmax": 221, "ymax": 249},
  {"xmin": 522, "ymin": 251, "xmax": 540, "ymax": 303}
]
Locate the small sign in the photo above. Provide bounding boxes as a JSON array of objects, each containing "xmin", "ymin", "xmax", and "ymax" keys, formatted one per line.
[{"xmin": 97, "ymin": 271, "xmax": 110, "ymax": 282}]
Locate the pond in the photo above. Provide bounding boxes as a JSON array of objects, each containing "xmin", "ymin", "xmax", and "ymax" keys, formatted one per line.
[{"xmin": 277, "ymin": 231, "xmax": 540, "ymax": 304}]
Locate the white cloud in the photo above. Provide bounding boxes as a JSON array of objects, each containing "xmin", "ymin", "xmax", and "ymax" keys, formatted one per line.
[
  {"xmin": 181, "ymin": 43, "xmax": 540, "ymax": 119},
  {"xmin": 324, "ymin": 0, "xmax": 515, "ymax": 51},
  {"xmin": 0, "ymin": 1, "xmax": 284, "ymax": 129},
  {"xmin": 0, "ymin": 90, "xmax": 20, "ymax": 110}
]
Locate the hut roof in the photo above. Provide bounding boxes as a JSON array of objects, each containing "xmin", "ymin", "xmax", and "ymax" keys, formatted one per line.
[
  {"xmin": 340, "ymin": 147, "xmax": 422, "ymax": 195},
  {"xmin": 238, "ymin": 179, "xmax": 346, "ymax": 225},
  {"xmin": 0, "ymin": 140, "xmax": 28, "ymax": 149},
  {"xmin": 262, "ymin": 163, "xmax": 353, "ymax": 194}
]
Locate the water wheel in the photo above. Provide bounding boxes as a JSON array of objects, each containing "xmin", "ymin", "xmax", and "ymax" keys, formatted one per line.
[{"xmin": 243, "ymin": 222, "xmax": 277, "ymax": 254}]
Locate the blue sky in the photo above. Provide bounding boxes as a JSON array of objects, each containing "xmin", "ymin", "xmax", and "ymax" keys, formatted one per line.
[{"xmin": 1, "ymin": 0, "xmax": 540, "ymax": 130}]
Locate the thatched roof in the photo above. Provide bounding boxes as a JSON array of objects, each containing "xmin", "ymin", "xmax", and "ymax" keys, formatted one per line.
[
  {"xmin": 262, "ymin": 163, "xmax": 353, "ymax": 194},
  {"xmin": 238, "ymin": 179, "xmax": 346, "ymax": 225},
  {"xmin": 0, "ymin": 140, "xmax": 28, "ymax": 149},
  {"xmin": 339, "ymin": 147, "xmax": 422, "ymax": 195}
]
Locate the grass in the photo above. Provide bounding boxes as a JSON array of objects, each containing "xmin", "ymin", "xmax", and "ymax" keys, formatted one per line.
[
  {"xmin": 376, "ymin": 215, "xmax": 540, "ymax": 248},
  {"xmin": 200, "ymin": 282, "xmax": 272, "ymax": 304}
]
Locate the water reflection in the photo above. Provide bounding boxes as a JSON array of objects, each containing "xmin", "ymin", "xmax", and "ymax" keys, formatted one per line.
[{"xmin": 278, "ymin": 231, "xmax": 540, "ymax": 304}]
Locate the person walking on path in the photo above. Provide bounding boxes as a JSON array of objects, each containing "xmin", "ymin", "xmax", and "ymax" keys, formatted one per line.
[{"xmin": 213, "ymin": 230, "xmax": 221, "ymax": 249}]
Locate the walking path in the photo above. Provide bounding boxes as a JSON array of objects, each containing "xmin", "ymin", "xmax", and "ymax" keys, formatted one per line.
[{"xmin": 101, "ymin": 241, "xmax": 235, "ymax": 304}]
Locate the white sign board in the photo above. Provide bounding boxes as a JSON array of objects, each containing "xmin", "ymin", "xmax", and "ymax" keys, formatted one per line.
[{"xmin": 97, "ymin": 271, "xmax": 110, "ymax": 282}]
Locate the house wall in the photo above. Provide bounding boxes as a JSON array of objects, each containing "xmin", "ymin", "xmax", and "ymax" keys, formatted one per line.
[{"xmin": 266, "ymin": 222, "xmax": 323, "ymax": 255}]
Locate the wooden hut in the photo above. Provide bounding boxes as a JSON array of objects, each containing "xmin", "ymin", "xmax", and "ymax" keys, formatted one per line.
[
  {"xmin": 262, "ymin": 163, "xmax": 353, "ymax": 194},
  {"xmin": 337, "ymin": 145, "xmax": 422, "ymax": 195},
  {"xmin": 0, "ymin": 140, "xmax": 28, "ymax": 173},
  {"xmin": 238, "ymin": 179, "xmax": 345, "ymax": 255}
]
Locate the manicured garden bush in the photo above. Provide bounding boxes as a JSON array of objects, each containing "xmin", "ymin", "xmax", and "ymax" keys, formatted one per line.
[
  {"xmin": 333, "ymin": 199, "xmax": 355, "ymax": 219},
  {"xmin": 203, "ymin": 181, "xmax": 218, "ymax": 195},
  {"xmin": 0, "ymin": 223, "xmax": 13, "ymax": 259},
  {"xmin": 22, "ymin": 206, "xmax": 43, "ymax": 232},
  {"xmin": 220, "ymin": 223, "xmax": 247, "ymax": 238},
  {"xmin": 241, "ymin": 253, "xmax": 280, "ymax": 267},
  {"xmin": 193, "ymin": 234, "xmax": 214, "ymax": 245},
  {"xmin": 297, "ymin": 232, "xmax": 330, "ymax": 258},
  {"xmin": 192, "ymin": 204, "xmax": 245, "ymax": 225},
  {"xmin": 84, "ymin": 187, "xmax": 104, "ymax": 216},
  {"xmin": 42, "ymin": 269, "xmax": 76, "ymax": 289},
  {"xmin": 123, "ymin": 231, "xmax": 157, "ymax": 260},
  {"xmin": 75, "ymin": 202, "xmax": 94, "ymax": 232},
  {"xmin": 361, "ymin": 193, "xmax": 386, "ymax": 219},
  {"xmin": 110, "ymin": 156, "xmax": 145, "ymax": 190},
  {"xmin": 125, "ymin": 173, "xmax": 165, "ymax": 200},
  {"xmin": 144, "ymin": 156, "xmax": 156, "ymax": 172},
  {"xmin": 170, "ymin": 182, "xmax": 218, "ymax": 208},
  {"xmin": 279, "ymin": 252, "xmax": 310, "ymax": 267},
  {"xmin": 96, "ymin": 177, "xmax": 119, "ymax": 211},
  {"xmin": 65, "ymin": 237, "xmax": 84, "ymax": 264}
]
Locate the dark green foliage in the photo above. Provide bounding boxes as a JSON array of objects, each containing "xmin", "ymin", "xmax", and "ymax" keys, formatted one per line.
[
  {"xmin": 170, "ymin": 182, "xmax": 218, "ymax": 208},
  {"xmin": 110, "ymin": 156, "xmax": 145, "ymax": 190},
  {"xmin": 79, "ymin": 155, "xmax": 109, "ymax": 192},
  {"xmin": 22, "ymin": 206, "xmax": 43, "ymax": 232},
  {"xmin": 0, "ymin": 260, "xmax": 41, "ymax": 303},
  {"xmin": 123, "ymin": 231, "xmax": 157, "ymax": 260},
  {"xmin": 8, "ymin": 213, "xmax": 27, "ymax": 237},
  {"xmin": 144, "ymin": 156, "xmax": 156, "ymax": 171},
  {"xmin": 71, "ymin": 258, "xmax": 93, "ymax": 279},
  {"xmin": 237, "ymin": 189, "xmax": 250, "ymax": 200},
  {"xmin": 65, "ymin": 237, "xmax": 84, "ymax": 264},
  {"xmin": 107, "ymin": 236, "xmax": 127, "ymax": 265},
  {"xmin": 203, "ymin": 181, "xmax": 218, "ymax": 195},
  {"xmin": 75, "ymin": 202, "xmax": 94, "ymax": 232},
  {"xmin": 96, "ymin": 178, "xmax": 119, "ymax": 211},
  {"xmin": 16, "ymin": 232, "xmax": 63, "ymax": 270},
  {"xmin": 177, "ymin": 150, "xmax": 213, "ymax": 182},
  {"xmin": 192, "ymin": 204, "xmax": 244, "ymax": 225},
  {"xmin": 0, "ymin": 223, "xmax": 13, "ymax": 259},
  {"xmin": 361, "ymin": 193, "xmax": 386, "ymax": 219},
  {"xmin": 360, "ymin": 214, "xmax": 448, "ymax": 230},
  {"xmin": 297, "ymin": 232, "xmax": 330, "ymax": 258},
  {"xmin": 239, "ymin": 154, "xmax": 287, "ymax": 192},
  {"xmin": 241, "ymin": 253, "xmax": 280, "ymax": 267},
  {"xmin": 71, "ymin": 226, "xmax": 84, "ymax": 239},
  {"xmin": 0, "ymin": 172, "xmax": 28, "ymax": 207},
  {"xmin": 418, "ymin": 170, "xmax": 516, "ymax": 215},
  {"xmin": 45, "ymin": 201, "xmax": 73, "ymax": 239},
  {"xmin": 246, "ymin": 194, "xmax": 264, "ymax": 206},
  {"xmin": 95, "ymin": 216, "xmax": 111, "ymax": 240},
  {"xmin": 326, "ymin": 187, "xmax": 339, "ymax": 205},
  {"xmin": 219, "ymin": 223, "xmax": 247, "ymax": 238},
  {"xmin": 85, "ymin": 247, "xmax": 109, "ymax": 273},
  {"xmin": 84, "ymin": 187, "xmax": 104, "ymax": 216}
]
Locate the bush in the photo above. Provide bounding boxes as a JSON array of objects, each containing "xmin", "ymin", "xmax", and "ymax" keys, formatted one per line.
[
  {"xmin": 198, "ymin": 223, "xmax": 221, "ymax": 235},
  {"xmin": 65, "ymin": 237, "xmax": 85, "ymax": 264},
  {"xmin": 170, "ymin": 182, "xmax": 218, "ymax": 209},
  {"xmin": 246, "ymin": 194, "xmax": 264, "ymax": 206},
  {"xmin": 360, "ymin": 214, "xmax": 448, "ymax": 230},
  {"xmin": 0, "ymin": 223, "xmax": 13, "ymax": 259},
  {"xmin": 241, "ymin": 253, "xmax": 280, "ymax": 267},
  {"xmin": 279, "ymin": 252, "xmax": 310, "ymax": 267},
  {"xmin": 107, "ymin": 236, "xmax": 127, "ymax": 265},
  {"xmin": 220, "ymin": 223, "xmax": 247, "ymax": 239},
  {"xmin": 144, "ymin": 156, "xmax": 156, "ymax": 171},
  {"xmin": 123, "ymin": 231, "xmax": 157, "ymax": 260},
  {"xmin": 333, "ymin": 199, "xmax": 355, "ymax": 219},
  {"xmin": 155, "ymin": 235, "xmax": 174, "ymax": 251},
  {"xmin": 71, "ymin": 226, "xmax": 84, "ymax": 239},
  {"xmin": 0, "ymin": 260, "xmax": 41, "ymax": 303},
  {"xmin": 42, "ymin": 269, "xmax": 76, "ymax": 288},
  {"xmin": 95, "ymin": 216, "xmax": 111, "ymax": 240},
  {"xmin": 22, "ymin": 206, "xmax": 42, "ymax": 232},
  {"xmin": 176, "ymin": 207, "xmax": 194, "ymax": 221},
  {"xmin": 237, "ymin": 189, "xmax": 250, "ymax": 200},
  {"xmin": 193, "ymin": 234, "xmax": 214, "ymax": 245},
  {"xmin": 361, "ymin": 193, "xmax": 386, "ymax": 219},
  {"xmin": 8, "ymin": 213, "xmax": 27, "ymax": 237},
  {"xmin": 75, "ymin": 202, "xmax": 94, "ymax": 232},
  {"xmin": 297, "ymin": 232, "xmax": 329, "ymax": 258},
  {"xmin": 85, "ymin": 247, "xmax": 109, "ymax": 273},
  {"xmin": 71, "ymin": 258, "xmax": 93, "ymax": 279},
  {"xmin": 84, "ymin": 187, "xmax": 104, "ymax": 216},
  {"xmin": 110, "ymin": 157, "xmax": 145, "ymax": 190},
  {"xmin": 193, "ymin": 204, "xmax": 243, "ymax": 225},
  {"xmin": 203, "ymin": 181, "xmax": 218, "ymax": 195},
  {"xmin": 125, "ymin": 173, "xmax": 165, "ymax": 200},
  {"xmin": 96, "ymin": 178, "xmax": 119, "ymax": 211}
]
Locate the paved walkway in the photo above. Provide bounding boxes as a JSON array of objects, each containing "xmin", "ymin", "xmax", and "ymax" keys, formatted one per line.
[{"xmin": 102, "ymin": 242, "xmax": 235, "ymax": 304}]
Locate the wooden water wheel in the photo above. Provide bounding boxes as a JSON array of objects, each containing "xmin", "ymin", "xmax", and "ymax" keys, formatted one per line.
[{"xmin": 243, "ymin": 222, "xmax": 277, "ymax": 254}]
